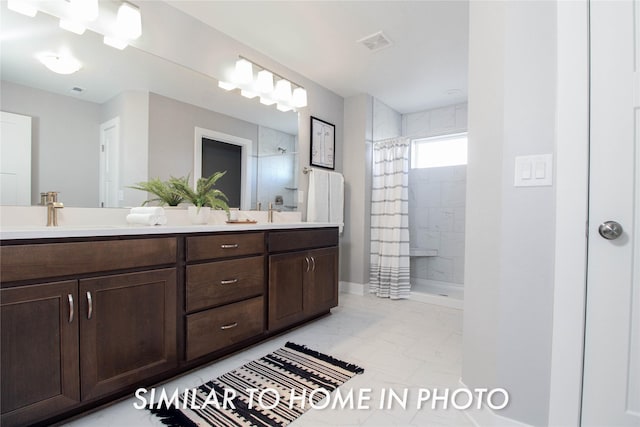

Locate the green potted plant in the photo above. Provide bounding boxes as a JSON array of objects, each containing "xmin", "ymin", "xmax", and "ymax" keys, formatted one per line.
[
  {"xmin": 170, "ymin": 172, "xmax": 230, "ymax": 224},
  {"xmin": 129, "ymin": 176, "xmax": 187, "ymax": 206}
]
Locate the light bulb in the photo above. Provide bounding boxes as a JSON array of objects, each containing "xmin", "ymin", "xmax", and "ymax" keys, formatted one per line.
[
  {"xmin": 256, "ymin": 70, "xmax": 274, "ymax": 93},
  {"xmin": 38, "ymin": 53, "xmax": 82, "ymax": 75},
  {"xmin": 274, "ymin": 79, "xmax": 292, "ymax": 103},
  {"xmin": 292, "ymin": 87, "xmax": 308, "ymax": 108},
  {"xmin": 233, "ymin": 59, "xmax": 253, "ymax": 85},
  {"xmin": 116, "ymin": 1, "xmax": 142, "ymax": 40}
]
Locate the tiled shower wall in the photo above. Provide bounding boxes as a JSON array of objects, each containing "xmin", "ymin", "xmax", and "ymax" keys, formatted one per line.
[
  {"xmin": 255, "ymin": 126, "xmax": 298, "ymax": 210},
  {"xmin": 409, "ymin": 165, "xmax": 466, "ymax": 285},
  {"xmin": 405, "ymin": 103, "xmax": 467, "ymax": 286}
]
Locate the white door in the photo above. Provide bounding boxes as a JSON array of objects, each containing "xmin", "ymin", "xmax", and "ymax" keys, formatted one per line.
[
  {"xmin": 582, "ymin": 0, "xmax": 640, "ymax": 425},
  {"xmin": 99, "ymin": 118, "xmax": 120, "ymax": 208},
  {"xmin": 0, "ymin": 111, "xmax": 31, "ymax": 205}
]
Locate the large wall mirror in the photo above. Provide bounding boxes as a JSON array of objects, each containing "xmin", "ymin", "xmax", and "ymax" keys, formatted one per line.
[{"xmin": 0, "ymin": 2, "xmax": 299, "ymax": 210}]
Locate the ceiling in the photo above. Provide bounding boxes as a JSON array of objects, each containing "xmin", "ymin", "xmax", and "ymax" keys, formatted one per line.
[
  {"xmin": 167, "ymin": 0, "xmax": 469, "ymax": 114},
  {"xmin": 0, "ymin": 0, "xmax": 468, "ymax": 128}
]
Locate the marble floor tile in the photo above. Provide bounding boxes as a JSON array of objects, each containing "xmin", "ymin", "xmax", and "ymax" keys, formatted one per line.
[{"xmin": 64, "ymin": 293, "xmax": 471, "ymax": 427}]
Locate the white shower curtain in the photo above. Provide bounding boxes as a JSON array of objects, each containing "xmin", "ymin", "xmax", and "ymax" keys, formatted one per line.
[{"xmin": 369, "ymin": 137, "xmax": 411, "ymax": 299}]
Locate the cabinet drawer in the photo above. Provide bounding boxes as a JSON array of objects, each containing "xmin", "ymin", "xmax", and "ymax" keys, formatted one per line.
[
  {"xmin": 187, "ymin": 232, "xmax": 265, "ymax": 261},
  {"xmin": 186, "ymin": 296, "xmax": 264, "ymax": 360},
  {"xmin": 0, "ymin": 238, "xmax": 177, "ymax": 283},
  {"xmin": 268, "ymin": 228, "xmax": 338, "ymax": 253},
  {"xmin": 186, "ymin": 256, "xmax": 264, "ymax": 312}
]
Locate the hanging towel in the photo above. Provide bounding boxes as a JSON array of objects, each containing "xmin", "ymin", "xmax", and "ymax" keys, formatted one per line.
[
  {"xmin": 328, "ymin": 172, "xmax": 344, "ymax": 234},
  {"xmin": 307, "ymin": 169, "xmax": 329, "ymax": 223},
  {"xmin": 307, "ymin": 169, "xmax": 344, "ymax": 234}
]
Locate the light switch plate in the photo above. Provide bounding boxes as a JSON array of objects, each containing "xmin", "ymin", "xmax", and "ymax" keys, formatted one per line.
[{"xmin": 514, "ymin": 154, "xmax": 553, "ymax": 187}]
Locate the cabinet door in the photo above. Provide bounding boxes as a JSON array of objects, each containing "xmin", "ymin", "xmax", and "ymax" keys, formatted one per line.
[
  {"xmin": 79, "ymin": 269, "xmax": 177, "ymax": 400},
  {"xmin": 268, "ymin": 252, "xmax": 306, "ymax": 331},
  {"xmin": 1, "ymin": 281, "xmax": 80, "ymax": 427},
  {"xmin": 305, "ymin": 247, "xmax": 339, "ymax": 317}
]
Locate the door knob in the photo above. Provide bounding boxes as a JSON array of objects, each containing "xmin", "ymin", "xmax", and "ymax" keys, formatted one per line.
[{"xmin": 598, "ymin": 221, "xmax": 623, "ymax": 240}]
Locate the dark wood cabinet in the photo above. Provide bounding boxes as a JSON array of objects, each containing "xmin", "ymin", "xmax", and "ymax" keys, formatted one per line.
[
  {"xmin": 268, "ymin": 251, "xmax": 307, "ymax": 330},
  {"xmin": 268, "ymin": 229, "xmax": 339, "ymax": 332},
  {"xmin": 0, "ymin": 226, "xmax": 338, "ymax": 425},
  {"xmin": 1, "ymin": 281, "xmax": 80, "ymax": 427},
  {"xmin": 79, "ymin": 269, "xmax": 177, "ymax": 400},
  {"xmin": 304, "ymin": 247, "xmax": 339, "ymax": 317}
]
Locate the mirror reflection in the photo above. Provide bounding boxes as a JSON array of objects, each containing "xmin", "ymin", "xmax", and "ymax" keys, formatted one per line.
[{"xmin": 0, "ymin": 3, "xmax": 299, "ymax": 210}]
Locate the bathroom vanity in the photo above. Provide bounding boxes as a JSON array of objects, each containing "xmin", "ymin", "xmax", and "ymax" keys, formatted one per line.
[{"xmin": 0, "ymin": 224, "xmax": 339, "ymax": 426}]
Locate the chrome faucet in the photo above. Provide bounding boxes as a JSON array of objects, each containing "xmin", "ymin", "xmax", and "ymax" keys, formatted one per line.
[
  {"xmin": 268, "ymin": 202, "xmax": 274, "ymax": 223},
  {"xmin": 45, "ymin": 191, "xmax": 64, "ymax": 226}
]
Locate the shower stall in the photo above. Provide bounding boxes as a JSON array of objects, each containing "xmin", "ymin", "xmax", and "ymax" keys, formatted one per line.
[
  {"xmin": 369, "ymin": 99, "xmax": 467, "ymax": 308},
  {"xmin": 408, "ymin": 162, "xmax": 466, "ymax": 309}
]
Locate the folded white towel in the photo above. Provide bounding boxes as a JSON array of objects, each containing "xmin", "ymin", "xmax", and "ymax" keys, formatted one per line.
[
  {"xmin": 130, "ymin": 207, "xmax": 166, "ymax": 216},
  {"xmin": 126, "ymin": 214, "xmax": 167, "ymax": 226}
]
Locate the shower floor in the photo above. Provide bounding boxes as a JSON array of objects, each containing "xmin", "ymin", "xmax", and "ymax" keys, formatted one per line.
[{"xmin": 409, "ymin": 279, "xmax": 464, "ymax": 309}]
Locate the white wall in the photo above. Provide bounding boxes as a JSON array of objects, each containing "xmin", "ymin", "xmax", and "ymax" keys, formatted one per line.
[
  {"xmin": 101, "ymin": 90, "xmax": 149, "ymax": 207},
  {"xmin": 463, "ymin": 1, "xmax": 557, "ymax": 425}
]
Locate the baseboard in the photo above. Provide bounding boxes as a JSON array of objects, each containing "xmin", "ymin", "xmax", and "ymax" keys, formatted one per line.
[
  {"xmin": 339, "ymin": 281, "xmax": 366, "ymax": 296},
  {"xmin": 458, "ymin": 379, "xmax": 533, "ymax": 427}
]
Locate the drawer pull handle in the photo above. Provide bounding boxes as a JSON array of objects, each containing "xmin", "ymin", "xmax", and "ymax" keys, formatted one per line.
[
  {"xmin": 220, "ymin": 322, "xmax": 238, "ymax": 330},
  {"xmin": 86, "ymin": 291, "xmax": 93, "ymax": 320},
  {"xmin": 305, "ymin": 256, "xmax": 310, "ymax": 272},
  {"xmin": 311, "ymin": 256, "xmax": 316, "ymax": 272},
  {"xmin": 68, "ymin": 294, "xmax": 74, "ymax": 323},
  {"xmin": 220, "ymin": 279, "xmax": 238, "ymax": 285},
  {"xmin": 221, "ymin": 244, "xmax": 239, "ymax": 249}
]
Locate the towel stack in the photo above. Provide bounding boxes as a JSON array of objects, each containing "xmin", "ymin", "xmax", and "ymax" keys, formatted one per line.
[{"xmin": 126, "ymin": 207, "xmax": 167, "ymax": 226}]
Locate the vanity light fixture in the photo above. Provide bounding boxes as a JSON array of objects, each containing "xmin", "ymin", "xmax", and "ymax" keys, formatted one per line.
[
  {"xmin": 38, "ymin": 53, "xmax": 82, "ymax": 75},
  {"xmin": 5, "ymin": 0, "xmax": 142, "ymax": 50},
  {"xmin": 218, "ymin": 56, "xmax": 308, "ymax": 112},
  {"xmin": 59, "ymin": 0, "xmax": 99, "ymax": 35},
  {"xmin": 7, "ymin": 0, "xmax": 37, "ymax": 17}
]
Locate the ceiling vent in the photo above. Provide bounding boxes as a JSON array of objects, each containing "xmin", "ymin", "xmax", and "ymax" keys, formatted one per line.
[
  {"xmin": 357, "ymin": 31, "xmax": 392, "ymax": 52},
  {"xmin": 69, "ymin": 86, "xmax": 85, "ymax": 95}
]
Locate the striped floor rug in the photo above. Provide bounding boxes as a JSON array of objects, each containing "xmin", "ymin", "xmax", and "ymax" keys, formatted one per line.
[{"xmin": 148, "ymin": 342, "xmax": 364, "ymax": 426}]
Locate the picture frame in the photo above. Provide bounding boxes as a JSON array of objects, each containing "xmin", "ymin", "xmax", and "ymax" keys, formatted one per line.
[{"xmin": 310, "ymin": 116, "xmax": 335, "ymax": 170}]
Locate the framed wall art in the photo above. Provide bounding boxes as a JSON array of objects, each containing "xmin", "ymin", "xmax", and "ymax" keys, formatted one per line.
[{"xmin": 310, "ymin": 116, "xmax": 335, "ymax": 170}]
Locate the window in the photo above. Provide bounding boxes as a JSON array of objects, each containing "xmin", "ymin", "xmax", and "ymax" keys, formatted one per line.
[{"xmin": 411, "ymin": 133, "xmax": 468, "ymax": 169}]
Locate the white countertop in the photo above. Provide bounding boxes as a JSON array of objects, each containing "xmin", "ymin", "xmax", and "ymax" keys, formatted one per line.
[{"xmin": 0, "ymin": 222, "xmax": 341, "ymax": 240}]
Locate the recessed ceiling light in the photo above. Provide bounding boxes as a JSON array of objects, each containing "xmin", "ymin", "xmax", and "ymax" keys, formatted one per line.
[{"xmin": 38, "ymin": 53, "xmax": 82, "ymax": 74}]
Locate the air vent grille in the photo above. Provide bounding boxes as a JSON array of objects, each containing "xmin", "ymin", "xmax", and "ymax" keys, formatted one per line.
[{"xmin": 357, "ymin": 31, "xmax": 393, "ymax": 52}]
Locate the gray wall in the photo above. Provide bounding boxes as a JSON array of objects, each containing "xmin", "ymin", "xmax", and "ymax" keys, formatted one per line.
[
  {"xmin": 341, "ymin": 94, "xmax": 372, "ymax": 285},
  {"xmin": 1, "ymin": 81, "xmax": 101, "ymax": 207},
  {"xmin": 462, "ymin": 1, "xmax": 557, "ymax": 425},
  {"xmin": 148, "ymin": 92, "xmax": 258, "ymax": 187}
]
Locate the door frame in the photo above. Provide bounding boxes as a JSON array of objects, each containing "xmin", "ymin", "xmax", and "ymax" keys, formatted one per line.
[
  {"xmin": 548, "ymin": 0, "xmax": 590, "ymax": 425},
  {"xmin": 99, "ymin": 117, "xmax": 120, "ymax": 208}
]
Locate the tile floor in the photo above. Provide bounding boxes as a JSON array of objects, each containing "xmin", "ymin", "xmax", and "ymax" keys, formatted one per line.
[{"xmin": 64, "ymin": 293, "xmax": 471, "ymax": 426}]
